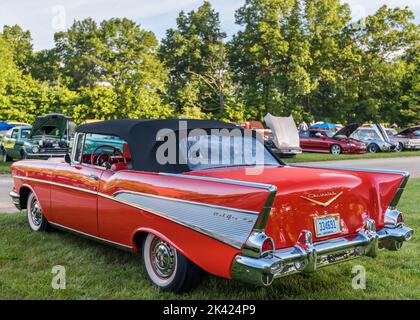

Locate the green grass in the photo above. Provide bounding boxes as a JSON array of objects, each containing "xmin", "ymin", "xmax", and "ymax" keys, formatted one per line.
[
  {"xmin": 0, "ymin": 179, "xmax": 419, "ymax": 300},
  {"xmin": 285, "ymin": 150, "xmax": 420, "ymax": 163},
  {"xmin": 0, "ymin": 161, "xmax": 12, "ymax": 174}
]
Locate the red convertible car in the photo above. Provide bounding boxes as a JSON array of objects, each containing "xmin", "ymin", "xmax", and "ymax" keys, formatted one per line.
[
  {"xmin": 300, "ymin": 124, "xmax": 366, "ymax": 154},
  {"xmin": 10, "ymin": 119, "xmax": 413, "ymax": 293}
]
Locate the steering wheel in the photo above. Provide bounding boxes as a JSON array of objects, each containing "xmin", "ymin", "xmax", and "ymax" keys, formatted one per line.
[{"xmin": 90, "ymin": 145, "xmax": 126, "ymax": 167}]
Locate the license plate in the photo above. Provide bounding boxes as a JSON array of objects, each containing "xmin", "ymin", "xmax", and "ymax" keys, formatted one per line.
[{"xmin": 314, "ymin": 214, "xmax": 341, "ymax": 238}]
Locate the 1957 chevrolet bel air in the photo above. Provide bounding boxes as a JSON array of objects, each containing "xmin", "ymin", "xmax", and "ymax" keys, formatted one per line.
[{"xmin": 10, "ymin": 119, "xmax": 413, "ymax": 293}]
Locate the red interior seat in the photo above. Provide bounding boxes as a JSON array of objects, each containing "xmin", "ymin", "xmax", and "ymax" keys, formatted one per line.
[{"xmin": 123, "ymin": 143, "xmax": 132, "ymax": 161}]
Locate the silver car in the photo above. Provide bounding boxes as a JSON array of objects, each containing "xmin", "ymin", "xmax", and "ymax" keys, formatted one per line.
[
  {"xmin": 387, "ymin": 126, "xmax": 420, "ymax": 151},
  {"xmin": 351, "ymin": 124, "xmax": 399, "ymax": 153}
]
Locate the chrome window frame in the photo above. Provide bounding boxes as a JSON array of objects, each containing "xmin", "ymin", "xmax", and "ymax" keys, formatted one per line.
[{"xmin": 71, "ymin": 132, "xmax": 85, "ymax": 164}]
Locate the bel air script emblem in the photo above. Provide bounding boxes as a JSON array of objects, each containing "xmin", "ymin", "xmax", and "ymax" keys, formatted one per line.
[{"xmin": 300, "ymin": 191, "xmax": 343, "ymax": 207}]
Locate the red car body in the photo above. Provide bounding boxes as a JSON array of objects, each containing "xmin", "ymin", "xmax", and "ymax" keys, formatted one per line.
[
  {"xmin": 300, "ymin": 129, "xmax": 366, "ymax": 154},
  {"xmin": 10, "ymin": 119, "xmax": 413, "ymax": 292}
]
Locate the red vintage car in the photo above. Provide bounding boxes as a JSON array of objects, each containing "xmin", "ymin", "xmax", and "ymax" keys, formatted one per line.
[
  {"xmin": 10, "ymin": 119, "xmax": 413, "ymax": 293},
  {"xmin": 300, "ymin": 124, "xmax": 367, "ymax": 154}
]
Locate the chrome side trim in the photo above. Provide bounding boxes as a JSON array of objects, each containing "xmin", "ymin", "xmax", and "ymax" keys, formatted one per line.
[
  {"xmin": 49, "ymin": 222, "xmax": 133, "ymax": 251},
  {"xmin": 289, "ymin": 164, "xmax": 409, "ymax": 176},
  {"xmin": 113, "ymin": 190, "xmax": 258, "ymax": 215},
  {"xmin": 389, "ymin": 172, "xmax": 410, "ymax": 208},
  {"xmin": 159, "ymin": 172, "xmax": 275, "ymax": 191},
  {"xmin": 100, "ymin": 191, "xmax": 256, "ymax": 249},
  {"xmin": 14, "ymin": 176, "xmax": 98, "ymax": 195},
  {"xmin": 14, "ymin": 174, "xmax": 272, "ymax": 249}
]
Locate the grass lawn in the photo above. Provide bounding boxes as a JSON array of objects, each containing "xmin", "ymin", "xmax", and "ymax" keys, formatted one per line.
[
  {"xmin": 284, "ymin": 150, "xmax": 420, "ymax": 163},
  {"xmin": 0, "ymin": 161, "xmax": 12, "ymax": 175},
  {"xmin": 0, "ymin": 179, "xmax": 419, "ymax": 300}
]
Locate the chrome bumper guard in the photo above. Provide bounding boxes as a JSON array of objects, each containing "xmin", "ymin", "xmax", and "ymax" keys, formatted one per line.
[
  {"xmin": 9, "ymin": 191, "xmax": 21, "ymax": 210},
  {"xmin": 231, "ymin": 223, "xmax": 413, "ymax": 286}
]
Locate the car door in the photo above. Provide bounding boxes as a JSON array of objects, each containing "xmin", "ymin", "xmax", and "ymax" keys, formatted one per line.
[
  {"xmin": 13, "ymin": 128, "xmax": 28, "ymax": 158},
  {"xmin": 5, "ymin": 128, "xmax": 18, "ymax": 158},
  {"xmin": 50, "ymin": 133, "xmax": 103, "ymax": 236},
  {"xmin": 306, "ymin": 131, "xmax": 325, "ymax": 152},
  {"xmin": 299, "ymin": 131, "xmax": 310, "ymax": 151}
]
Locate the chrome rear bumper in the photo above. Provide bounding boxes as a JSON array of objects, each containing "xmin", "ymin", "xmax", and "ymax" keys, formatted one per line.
[{"xmin": 231, "ymin": 224, "xmax": 413, "ymax": 286}]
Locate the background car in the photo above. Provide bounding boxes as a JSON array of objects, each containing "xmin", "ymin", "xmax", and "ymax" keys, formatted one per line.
[
  {"xmin": 351, "ymin": 124, "xmax": 400, "ymax": 153},
  {"xmin": 299, "ymin": 123, "xmax": 366, "ymax": 154},
  {"xmin": 264, "ymin": 114, "xmax": 302, "ymax": 157},
  {"xmin": 387, "ymin": 126, "xmax": 420, "ymax": 151},
  {"xmin": 0, "ymin": 121, "xmax": 30, "ymax": 137},
  {"xmin": 20, "ymin": 114, "xmax": 75, "ymax": 159},
  {"xmin": 0, "ymin": 126, "xmax": 32, "ymax": 162}
]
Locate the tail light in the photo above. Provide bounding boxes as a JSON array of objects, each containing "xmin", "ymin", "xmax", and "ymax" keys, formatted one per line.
[
  {"xmin": 261, "ymin": 238, "xmax": 274, "ymax": 253},
  {"xmin": 242, "ymin": 232, "xmax": 276, "ymax": 257},
  {"xmin": 384, "ymin": 208, "xmax": 404, "ymax": 228},
  {"xmin": 397, "ymin": 213, "xmax": 404, "ymax": 224}
]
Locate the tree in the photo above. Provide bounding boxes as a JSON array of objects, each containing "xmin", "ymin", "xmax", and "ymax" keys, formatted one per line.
[
  {"xmin": 1, "ymin": 25, "xmax": 33, "ymax": 73},
  {"xmin": 55, "ymin": 18, "xmax": 173, "ymax": 121},
  {"xmin": 29, "ymin": 49, "xmax": 61, "ymax": 83},
  {"xmin": 348, "ymin": 6, "xmax": 419, "ymax": 125},
  {"xmin": 229, "ymin": 0, "xmax": 314, "ymax": 121},
  {"xmin": 160, "ymin": 1, "xmax": 235, "ymax": 115}
]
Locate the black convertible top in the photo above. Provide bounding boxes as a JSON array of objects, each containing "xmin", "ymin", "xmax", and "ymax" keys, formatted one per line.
[{"xmin": 76, "ymin": 119, "xmax": 242, "ymax": 173}]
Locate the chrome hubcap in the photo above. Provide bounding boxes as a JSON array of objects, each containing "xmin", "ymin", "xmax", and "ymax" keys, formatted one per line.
[
  {"xmin": 30, "ymin": 199, "xmax": 42, "ymax": 226},
  {"xmin": 332, "ymin": 146, "xmax": 340, "ymax": 154},
  {"xmin": 150, "ymin": 238, "xmax": 176, "ymax": 279}
]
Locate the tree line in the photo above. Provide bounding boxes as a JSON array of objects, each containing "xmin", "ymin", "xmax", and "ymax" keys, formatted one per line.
[{"xmin": 0, "ymin": 0, "xmax": 418, "ymax": 126}]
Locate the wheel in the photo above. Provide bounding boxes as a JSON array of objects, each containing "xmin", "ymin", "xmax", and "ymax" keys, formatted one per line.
[
  {"xmin": 330, "ymin": 144, "xmax": 342, "ymax": 155},
  {"xmin": 2, "ymin": 150, "xmax": 12, "ymax": 162},
  {"xmin": 27, "ymin": 192, "xmax": 49, "ymax": 232},
  {"xmin": 367, "ymin": 143, "xmax": 379, "ymax": 153},
  {"xmin": 142, "ymin": 233, "xmax": 201, "ymax": 293},
  {"xmin": 395, "ymin": 143, "xmax": 403, "ymax": 152}
]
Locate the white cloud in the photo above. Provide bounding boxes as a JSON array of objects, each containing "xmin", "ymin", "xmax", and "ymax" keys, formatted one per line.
[{"xmin": 0, "ymin": 0, "xmax": 418, "ymax": 51}]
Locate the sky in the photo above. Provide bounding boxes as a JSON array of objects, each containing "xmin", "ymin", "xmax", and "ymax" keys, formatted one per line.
[{"xmin": 1, "ymin": 0, "xmax": 419, "ymax": 51}]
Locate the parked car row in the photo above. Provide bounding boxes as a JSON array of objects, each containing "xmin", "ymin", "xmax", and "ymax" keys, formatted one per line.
[
  {"xmin": 245, "ymin": 117, "xmax": 420, "ymax": 156},
  {"xmin": 2, "ymin": 114, "xmax": 419, "ymax": 162}
]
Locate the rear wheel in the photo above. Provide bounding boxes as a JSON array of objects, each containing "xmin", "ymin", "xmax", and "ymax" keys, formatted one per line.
[
  {"xmin": 142, "ymin": 233, "xmax": 201, "ymax": 293},
  {"xmin": 367, "ymin": 143, "xmax": 379, "ymax": 153},
  {"xmin": 395, "ymin": 143, "xmax": 403, "ymax": 152},
  {"xmin": 330, "ymin": 144, "xmax": 342, "ymax": 155},
  {"xmin": 27, "ymin": 192, "xmax": 49, "ymax": 232}
]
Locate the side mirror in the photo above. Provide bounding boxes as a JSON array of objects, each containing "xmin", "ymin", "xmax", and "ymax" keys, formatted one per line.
[{"xmin": 64, "ymin": 153, "xmax": 71, "ymax": 164}]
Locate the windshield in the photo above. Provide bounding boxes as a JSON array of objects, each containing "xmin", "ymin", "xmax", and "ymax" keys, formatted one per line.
[
  {"xmin": 21, "ymin": 129, "xmax": 31, "ymax": 139},
  {"xmin": 179, "ymin": 134, "xmax": 280, "ymax": 171},
  {"xmin": 352, "ymin": 129, "xmax": 381, "ymax": 141}
]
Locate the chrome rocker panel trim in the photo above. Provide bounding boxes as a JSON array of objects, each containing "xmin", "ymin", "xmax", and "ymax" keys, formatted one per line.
[{"xmin": 231, "ymin": 224, "xmax": 413, "ymax": 286}]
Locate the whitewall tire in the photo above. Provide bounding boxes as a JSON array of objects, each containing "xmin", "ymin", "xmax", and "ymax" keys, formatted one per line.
[
  {"xmin": 27, "ymin": 192, "xmax": 49, "ymax": 232},
  {"xmin": 142, "ymin": 233, "xmax": 201, "ymax": 293}
]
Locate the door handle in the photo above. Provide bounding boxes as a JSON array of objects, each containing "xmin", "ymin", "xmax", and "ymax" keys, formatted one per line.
[{"xmin": 89, "ymin": 174, "xmax": 99, "ymax": 180}]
